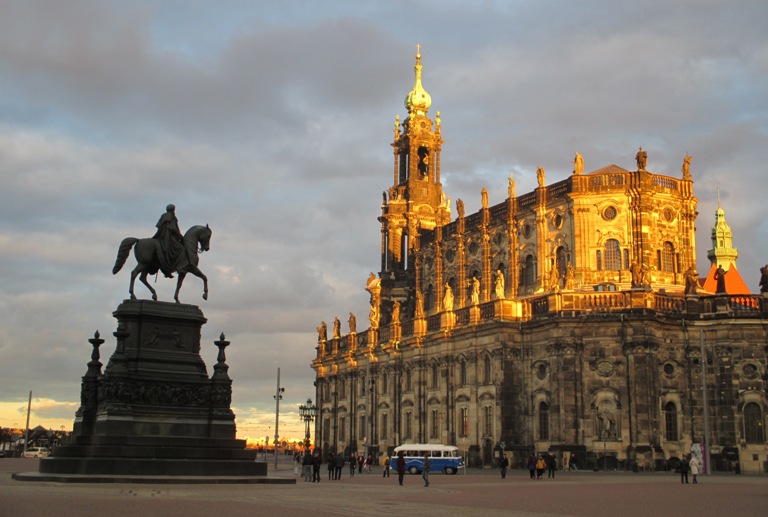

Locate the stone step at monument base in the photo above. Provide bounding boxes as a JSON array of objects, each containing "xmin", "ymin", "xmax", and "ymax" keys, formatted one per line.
[
  {"xmin": 38, "ymin": 456, "xmax": 267, "ymax": 477},
  {"xmin": 38, "ymin": 435, "xmax": 267, "ymax": 478},
  {"xmin": 12, "ymin": 472, "xmax": 292, "ymax": 484}
]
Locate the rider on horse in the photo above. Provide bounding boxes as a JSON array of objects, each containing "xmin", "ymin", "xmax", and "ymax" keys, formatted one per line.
[{"xmin": 153, "ymin": 204, "xmax": 186, "ymax": 278}]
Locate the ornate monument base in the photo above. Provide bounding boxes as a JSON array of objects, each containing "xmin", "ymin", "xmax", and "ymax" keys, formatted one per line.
[{"xmin": 15, "ymin": 300, "xmax": 284, "ymax": 484}]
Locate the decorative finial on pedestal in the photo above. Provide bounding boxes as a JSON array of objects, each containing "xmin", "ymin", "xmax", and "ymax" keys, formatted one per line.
[
  {"xmin": 213, "ymin": 333, "xmax": 231, "ymax": 380},
  {"xmin": 86, "ymin": 330, "xmax": 104, "ymax": 377}
]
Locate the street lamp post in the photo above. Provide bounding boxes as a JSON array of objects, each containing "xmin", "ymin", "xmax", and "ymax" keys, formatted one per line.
[
  {"xmin": 274, "ymin": 367, "xmax": 285, "ymax": 470},
  {"xmin": 299, "ymin": 397, "xmax": 318, "ymax": 451}
]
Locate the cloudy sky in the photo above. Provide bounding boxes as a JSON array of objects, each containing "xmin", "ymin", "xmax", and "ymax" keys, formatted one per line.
[{"xmin": 1, "ymin": 0, "xmax": 766, "ymax": 442}]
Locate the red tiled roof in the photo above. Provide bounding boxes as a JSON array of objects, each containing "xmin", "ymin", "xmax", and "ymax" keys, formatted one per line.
[{"xmin": 700, "ymin": 263, "xmax": 751, "ymax": 295}]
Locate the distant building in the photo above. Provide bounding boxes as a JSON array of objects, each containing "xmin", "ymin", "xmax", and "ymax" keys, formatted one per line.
[{"xmin": 311, "ymin": 50, "xmax": 767, "ymax": 473}]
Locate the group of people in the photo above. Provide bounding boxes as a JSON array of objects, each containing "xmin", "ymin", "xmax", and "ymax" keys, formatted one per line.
[
  {"xmin": 526, "ymin": 453, "xmax": 558, "ymax": 480},
  {"xmin": 677, "ymin": 454, "xmax": 701, "ymax": 484},
  {"xmin": 297, "ymin": 451, "xmax": 378, "ymax": 481}
]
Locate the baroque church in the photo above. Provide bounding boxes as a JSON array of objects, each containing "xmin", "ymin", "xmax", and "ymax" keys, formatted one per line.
[{"xmin": 311, "ymin": 50, "xmax": 768, "ymax": 473}]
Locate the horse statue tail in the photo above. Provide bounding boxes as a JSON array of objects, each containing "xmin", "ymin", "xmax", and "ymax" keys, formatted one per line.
[{"xmin": 112, "ymin": 237, "xmax": 140, "ymax": 274}]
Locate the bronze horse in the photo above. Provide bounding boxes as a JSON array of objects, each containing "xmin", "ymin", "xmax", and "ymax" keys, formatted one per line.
[{"xmin": 112, "ymin": 225, "xmax": 212, "ymax": 303}]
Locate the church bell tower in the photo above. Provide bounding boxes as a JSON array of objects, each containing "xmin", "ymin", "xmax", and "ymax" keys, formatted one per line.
[{"xmin": 377, "ymin": 47, "xmax": 449, "ymax": 317}]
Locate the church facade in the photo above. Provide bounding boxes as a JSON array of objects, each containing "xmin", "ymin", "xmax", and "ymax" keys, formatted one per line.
[{"xmin": 311, "ymin": 51, "xmax": 768, "ymax": 473}]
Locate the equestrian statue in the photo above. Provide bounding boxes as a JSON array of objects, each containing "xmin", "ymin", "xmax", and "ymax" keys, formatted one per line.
[{"xmin": 112, "ymin": 204, "xmax": 212, "ymax": 303}]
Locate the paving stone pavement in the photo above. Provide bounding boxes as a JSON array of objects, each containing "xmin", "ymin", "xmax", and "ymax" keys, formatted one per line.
[{"xmin": 1, "ymin": 458, "xmax": 766, "ymax": 517}]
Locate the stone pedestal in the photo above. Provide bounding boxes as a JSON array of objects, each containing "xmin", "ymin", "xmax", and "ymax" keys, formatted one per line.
[{"xmin": 29, "ymin": 300, "xmax": 274, "ymax": 482}]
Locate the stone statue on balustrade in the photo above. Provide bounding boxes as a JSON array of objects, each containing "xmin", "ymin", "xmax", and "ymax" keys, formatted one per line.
[
  {"xmin": 759, "ymin": 265, "xmax": 768, "ymax": 294},
  {"xmin": 494, "ymin": 270, "xmax": 505, "ymax": 300},
  {"xmin": 443, "ymin": 283, "xmax": 454, "ymax": 312},
  {"xmin": 415, "ymin": 290, "xmax": 425, "ymax": 319},
  {"xmin": 316, "ymin": 321, "xmax": 327, "ymax": 343},
  {"xmin": 684, "ymin": 265, "xmax": 698, "ymax": 296},
  {"xmin": 470, "ymin": 277, "xmax": 480, "ymax": 305}
]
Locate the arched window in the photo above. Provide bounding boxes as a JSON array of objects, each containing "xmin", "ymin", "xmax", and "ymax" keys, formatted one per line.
[
  {"xmin": 405, "ymin": 369, "xmax": 412, "ymax": 391},
  {"xmin": 659, "ymin": 241, "xmax": 675, "ymax": 273},
  {"xmin": 605, "ymin": 239, "xmax": 621, "ymax": 270},
  {"xmin": 459, "ymin": 361, "xmax": 467, "ymax": 386},
  {"xmin": 483, "ymin": 356, "xmax": 492, "ymax": 384},
  {"xmin": 425, "ymin": 284, "xmax": 434, "ymax": 312},
  {"xmin": 521, "ymin": 255, "xmax": 535, "ymax": 287},
  {"xmin": 744, "ymin": 402, "xmax": 764, "ymax": 443},
  {"xmin": 538, "ymin": 402, "xmax": 549, "ymax": 440},
  {"xmin": 664, "ymin": 402, "xmax": 679, "ymax": 441}
]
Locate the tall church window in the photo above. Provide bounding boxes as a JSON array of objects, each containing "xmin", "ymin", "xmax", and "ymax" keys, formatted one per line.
[
  {"xmin": 430, "ymin": 408, "xmax": 440, "ymax": 438},
  {"xmin": 744, "ymin": 402, "xmax": 764, "ymax": 443},
  {"xmin": 605, "ymin": 239, "xmax": 621, "ymax": 270},
  {"xmin": 659, "ymin": 241, "xmax": 675, "ymax": 272},
  {"xmin": 324, "ymin": 418, "xmax": 330, "ymax": 442},
  {"xmin": 596, "ymin": 250, "xmax": 602, "ymax": 271},
  {"xmin": 484, "ymin": 406, "xmax": 493, "ymax": 436},
  {"xmin": 459, "ymin": 407, "xmax": 469, "ymax": 437},
  {"xmin": 521, "ymin": 255, "xmax": 535, "ymax": 287},
  {"xmin": 483, "ymin": 356, "xmax": 492, "ymax": 384},
  {"xmin": 425, "ymin": 284, "xmax": 434, "ymax": 312},
  {"xmin": 339, "ymin": 379, "xmax": 346, "ymax": 399},
  {"xmin": 381, "ymin": 372, "xmax": 388, "ymax": 395},
  {"xmin": 431, "ymin": 364, "xmax": 439, "ymax": 388},
  {"xmin": 459, "ymin": 360, "xmax": 467, "ymax": 386},
  {"xmin": 538, "ymin": 402, "xmax": 549, "ymax": 441},
  {"xmin": 381, "ymin": 413, "xmax": 388, "ymax": 441},
  {"xmin": 664, "ymin": 402, "xmax": 679, "ymax": 441},
  {"xmin": 404, "ymin": 411, "xmax": 412, "ymax": 439},
  {"xmin": 340, "ymin": 416, "xmax": 346, "ymax": 441},
  {"xmin": 405, "ymin": 369, "xmax": 412, "ymax": 392}
]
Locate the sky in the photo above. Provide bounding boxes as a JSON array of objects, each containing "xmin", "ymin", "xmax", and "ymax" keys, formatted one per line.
[{"xmin": 0, "ymin": 0, "xmax": 766, "ymax": 443}]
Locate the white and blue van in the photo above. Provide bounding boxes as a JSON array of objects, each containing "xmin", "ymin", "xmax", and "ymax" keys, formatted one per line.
[{"xmin": 391, "ymin": 444, "xmax": 465, "ymax": 475}]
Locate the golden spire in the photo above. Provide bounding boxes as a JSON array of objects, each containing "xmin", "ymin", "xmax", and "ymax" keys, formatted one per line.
[{"xmin": 404, "ymin": 44, "xmax": 432, "ymax": 116}]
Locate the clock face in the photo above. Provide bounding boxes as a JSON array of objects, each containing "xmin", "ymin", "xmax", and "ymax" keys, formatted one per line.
[
  {"xmin": 602, "ymin": 206, "xmax": 617, "ymax": 221},
  {"xmin": 597, "ymin": 360, "xmax": 614, "ymax": 376}
]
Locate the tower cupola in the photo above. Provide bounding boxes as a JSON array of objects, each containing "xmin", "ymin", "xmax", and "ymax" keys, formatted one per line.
[{"xmin": 404, "ymin": 45, "xmax": 432, "ymax": 117}]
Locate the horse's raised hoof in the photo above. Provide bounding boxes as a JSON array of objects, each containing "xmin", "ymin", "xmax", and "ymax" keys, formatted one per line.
[
  {"xmin": 202, "ymin": 292, "xmax": 208, "ymax": 300},
  {"xmin": 152, "ymin": 293, "xmax": 158, "ymax": 301},
  {"xmin": 130, "ymin": 294, "xmax": 137, "ymax": 300}
]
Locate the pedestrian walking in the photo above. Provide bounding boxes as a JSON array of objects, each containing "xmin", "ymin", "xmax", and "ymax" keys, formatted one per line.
[
  {"xmin": 547, "ymin": 453, "xmax": 556, "ymax": 478},
  {"xmin": 358, "ymin": 455, "xmax": 364, "ymax": 474},
  {"xmin": 689, "ymin": 455, "xmax": 700, "ymax": 484},
  {"xmin": 349, "ymin": 453, "xmax": 357, "ymax": 477},
  {"xmin": 535, "ymin": 455, "xmax": 546, "ymax": 480},
  {"xmin": 293, "ymin": 453, "xmax": 300, "ymax": 476},
  {"xmin": 500, "ymin": 454, "xmax": 509, "ymax": 479},
  {"xmin": 527, "ymin": 454, "xmax": 536, "ymax": 479},
  {"xmin": 396, "ymin": 451, "xmax": 406, "ymax": 485},
  {"xmin": 312, "ymin": 451, "xmax": 322, "ymax": 482},
  {"xmin": 302, "ymin": 451, "xmax": 313, "ymax": 482},
  {"xmin": 679, "ymin": 455, "xmax": 690, "ymax": 484},
  {"xmin": 333, "ymin": 451, "xmax": 344, "ymax": 480},
  {"xmin": 383, "ymin": 455, "xmax": 391, "ymax": 478},
  {"xmin": 327, "ymin": 452, "xmax": 334, "ymax": 480},
  {"xmin": 422, "ymin": 454, "xmax": 431, "ymax": 487}
]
